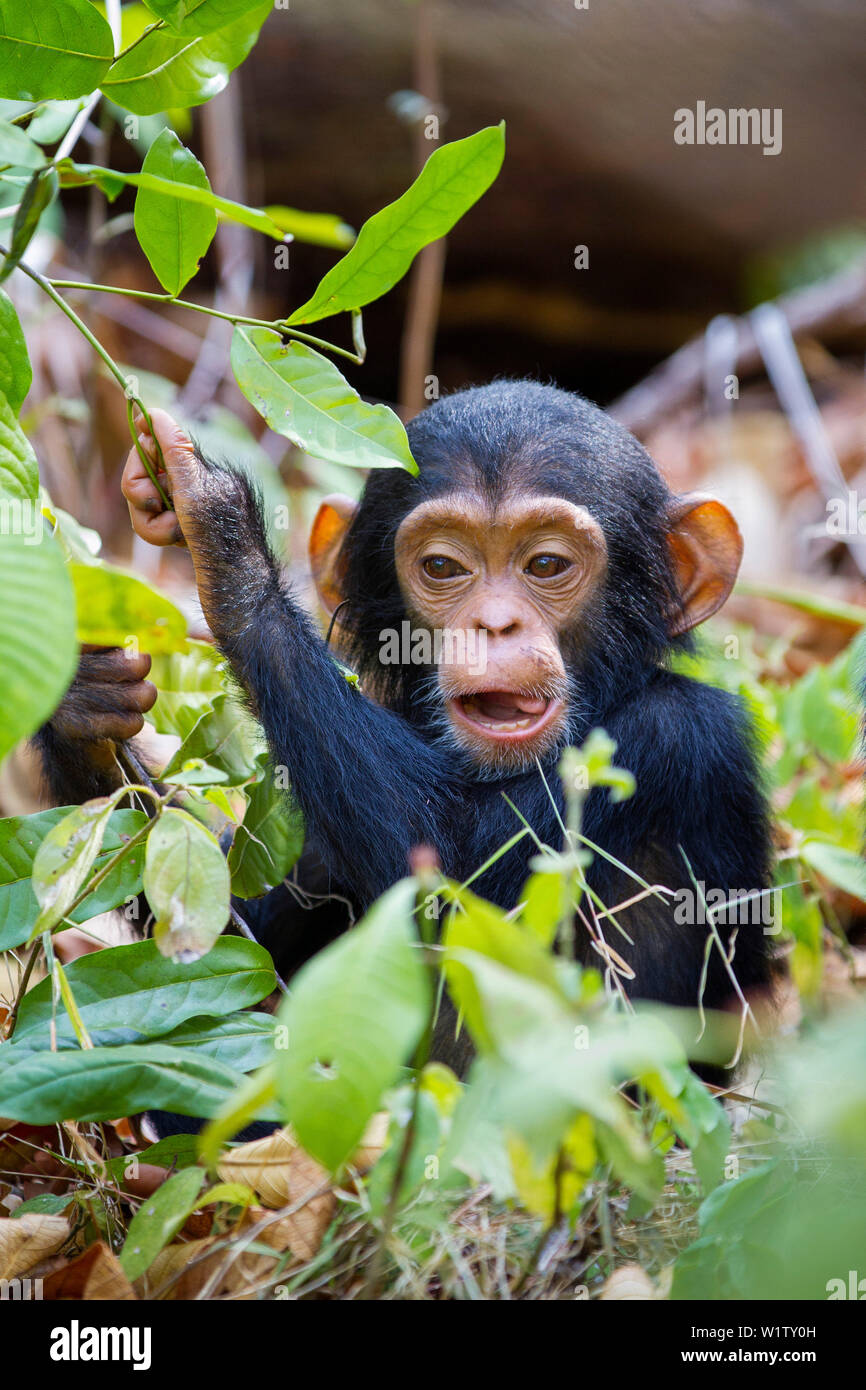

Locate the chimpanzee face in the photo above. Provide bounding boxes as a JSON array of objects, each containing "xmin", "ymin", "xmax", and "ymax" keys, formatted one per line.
[{"xmin": 391, "ymin": 491, "xmax": 607, "ymax": 769}]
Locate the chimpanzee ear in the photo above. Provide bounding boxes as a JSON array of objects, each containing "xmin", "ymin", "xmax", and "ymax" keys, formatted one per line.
[
  {"xmin": 665, "ymin": 494, "xmax": 743, "ymax": 636},
  {"xmin": 309, "ymin": 493, "xmax": 358, "ymax": 616}
]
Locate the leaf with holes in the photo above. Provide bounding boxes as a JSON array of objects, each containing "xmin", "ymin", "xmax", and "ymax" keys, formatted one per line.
[
  {"xmin": 275, "ymin": 879, "xmax": 430, "ymax": 1172},
  {"xmin": 144, "ymin": 808, "xmax": 231, "ymax": 962}
]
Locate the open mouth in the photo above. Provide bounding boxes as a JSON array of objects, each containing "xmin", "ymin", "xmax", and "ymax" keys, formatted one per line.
[{"xmin": 448, "ymin": 690, "xmax": 563, "ymax": 743}]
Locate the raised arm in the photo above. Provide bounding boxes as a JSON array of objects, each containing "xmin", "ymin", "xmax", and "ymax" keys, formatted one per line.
[{"xmin": 121, "ymin": 410, "xmax": 460, "ymax": 905}]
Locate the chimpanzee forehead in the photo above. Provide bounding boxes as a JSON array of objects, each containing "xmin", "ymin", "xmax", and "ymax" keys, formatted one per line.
[{"xmin": 395, "ymin": 491, "xmax": 606, "ymax": 546}]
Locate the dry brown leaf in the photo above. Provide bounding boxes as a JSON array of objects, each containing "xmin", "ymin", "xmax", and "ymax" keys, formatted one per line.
[
  {"xmin": 599, "ymin": 1263, "xmax": 660, "ymax": 1300},
  {"xmin": 138, "ymin": 1224, "xmax": 295, "ymax": 1301},
  {"xmin": 43, "ymin": 1242, "xmax": 137, "ymax": 1300},
  {"xmin": 0, "ymin": 1213, "xmax": 70, "ymax": 1280},
  {"xmin": 244, "ymin": 1198, "xmax": 333, "ymax": 1265},
  {"xmin": 350, "ymin": 1111, "xmax": 390, "ymax": 1173},
  {"xmin": 217, "ymin": 1112, "xmax": 387, "ymax": 1209},
  {"xmin": 135, "ymin": 1236, "xmax": 218, "ymax": 1300}
]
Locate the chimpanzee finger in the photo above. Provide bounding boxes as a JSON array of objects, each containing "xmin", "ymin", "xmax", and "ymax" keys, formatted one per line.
[
  {"xmin": 78, "ymin": 648, "xmax": 153, "ymax": 684},
  {"xmin": 122, "ymin": 441, "xmax": 184, "ymax": 545}
]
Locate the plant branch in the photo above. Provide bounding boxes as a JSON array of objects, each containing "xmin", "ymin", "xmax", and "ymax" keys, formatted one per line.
[
  {"xmin": 111, "ymin": 20, "xmax": 165, "ymax": 64},
  {"xmin": 49, "ymin": 277, "xmax": 365, "ymax": 362}
]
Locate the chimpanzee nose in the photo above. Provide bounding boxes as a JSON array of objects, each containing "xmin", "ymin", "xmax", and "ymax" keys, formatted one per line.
[{"xmin": 471, "ymin": 597, "xmax": 522, "ymax": 638}]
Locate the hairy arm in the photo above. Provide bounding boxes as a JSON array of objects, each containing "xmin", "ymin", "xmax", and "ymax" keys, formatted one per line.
[{"xmin": 122, "ymin": 411, "xmax": 461, "ymax": 906}]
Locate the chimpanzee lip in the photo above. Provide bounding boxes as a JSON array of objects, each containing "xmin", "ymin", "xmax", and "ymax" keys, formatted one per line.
[{"xmin": 448, "ymin": 690, "xmax": 563, "ymax": 743}]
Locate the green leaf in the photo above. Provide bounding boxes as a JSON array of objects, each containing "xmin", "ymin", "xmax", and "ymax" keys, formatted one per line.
[
  {"xmin": 231, "ymin": 328, "xmax": 417, "ymax": 473},
  {"xmin": 443, "ymin": 889, "xmax": 566, "ymax": 1052},
  {"xmin": 26, "ymin": 98, "xmax": 85, "ymax": 146},
  {"xmin": 143, "ymin": 0, "xmax": 268, "ymax": 36},
  {"xmin": 289, "ymin": 123, "xmax": 505, "ymax": 325},
  {"xmin": 0, "ymin": 116, "xmax": 45, "ymax": 169},
  {"xmin": 264, "ymin": 204, "xmax": 354, "ymax": 250},
  {"xmin": 0, "ymin": 1040, "xmax": 258, "ymax": 1124},
  {"xmin": 12, "ymin": 937, "xmax": 276, "ymax": 1048},
  {"xmin": 147, "ymin": 638, "xmax": 226, "ymax": 740},
  {"xmin": 800, "ymin": 838, "xmax": 866, "ymax": 904},
  {"xmin": 61, "ymin": 159, "xmax": 288, "ymax": 240},
  {"xmin": 0, "ymin": 0, "xmax": 113, "ymax": 102},
  {"xmin": 0, "ymin": 528, "xmax": 77, "ymax": 762},
  {"xmin": 134, "ymin": 128, "xmax": 217, "ymax": 294},
  {"xmin": 228, "ymin": 773, "xmax": 304, "ymax": 898},
  {"xmin": 12, "ymin": 1193, "xmax": 73, "ymax": 1217},
  {"xmin": 0, "ymin": 389, "xmax": 38, "ymax": 498},
  {"xmin": 144, "ymin": 806, "xmax": 231, "ymax": 961},
  {"xmin": 120, "ymin": 1165, "xmax": 205, "ymax": 1281},
  {"xmin": 155, "ymin": 1012, "xmax": 276, "ymax": 1072},
  {"xmin": 161, "ymin": 690, "xmax": 266, "ymax": 786},
  {"xmin": 70, "ymin": 561, "xmax": 188, "ymax": 654},
  {"xmin": 0, "ymin": 288, "xmax": 32, "ymax": 412},
  {"xmin": 100, "ymin": 2, "xmax": 270, "ymax": 115},
  {"xmin": 275, "ymin": 879, "xmax": 430, "ymax": 1172},
  {"xmin": 0, "ymin": 807, "xmax": 147, "ymax": 952},
  {"xmin": 30, "ymin": 790, "xmax": 128, "ymax": 936},
  {"xmin": 0, "ymin": 165, "xmax": 58, "ymax": 283}
]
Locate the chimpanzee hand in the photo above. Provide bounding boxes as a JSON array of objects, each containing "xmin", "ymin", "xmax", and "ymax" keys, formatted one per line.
[
  {"xmin": 51, "ymin": 645, "xmax": 157, "ymax": 744},
  {"xmin": 121, "ymin": 407, "xmax": 200, "ymax": 549}
]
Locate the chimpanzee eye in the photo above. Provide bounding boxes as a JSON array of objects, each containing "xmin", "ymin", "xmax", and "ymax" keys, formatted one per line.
[
  {"xmin": 422, "ymin": 555, "xmax": 467, "ymax": 579},
  {"xmin": 526, "ymin": 554, "xmax": 571, "ymax": 579}
]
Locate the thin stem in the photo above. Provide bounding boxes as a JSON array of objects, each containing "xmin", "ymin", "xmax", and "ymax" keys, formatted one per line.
[
  {"xmin": 0, "ymin": 246, "xmax": 173, "ymax": 505},
  {"xmin": 2, "ymin": 248, "xmax": 131, "ymax": 392},
  {"xmin": 111, "ymin": 20, "xmax": 165, "ymax": 64},
  {"xmin": 4, "ymin": 940, "xmax": 42, "ymax": 1039},
  {"xmin": 50, "ymin": 278, "xmax": 365, "ymax": 362}
]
